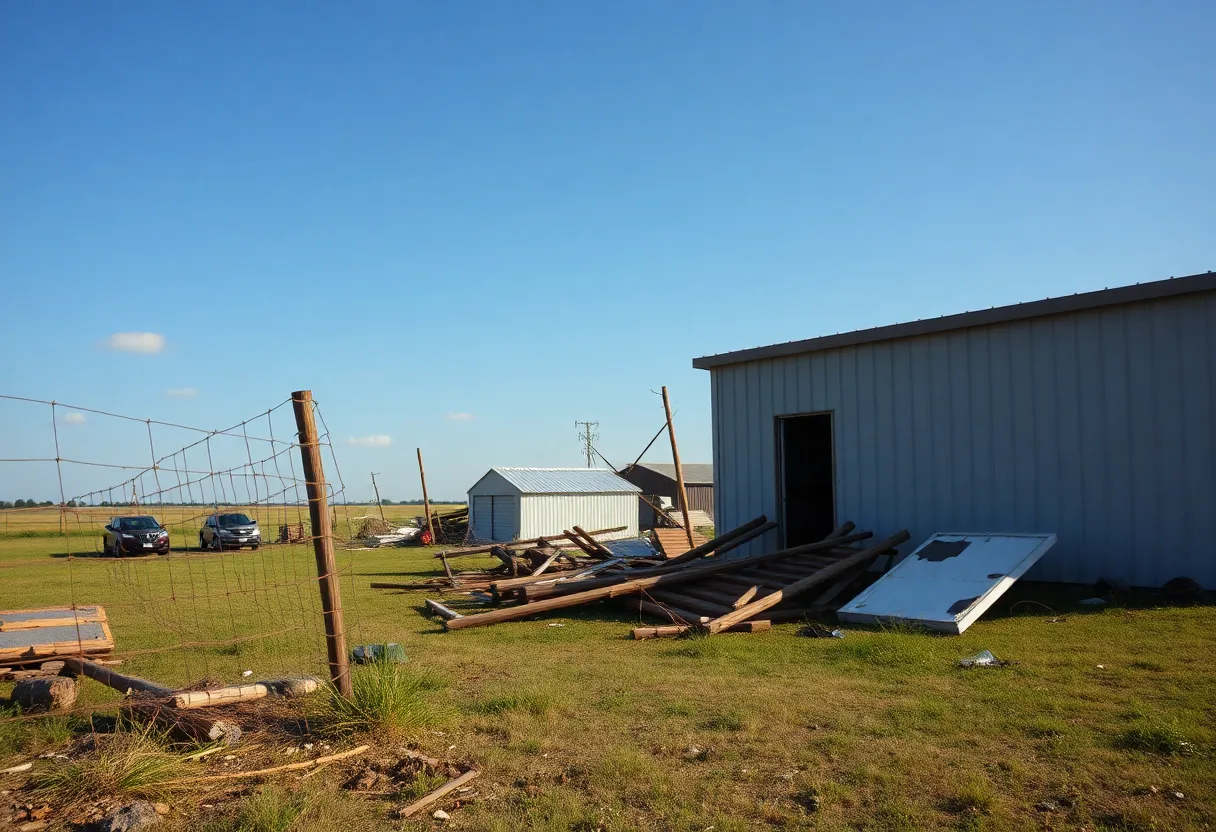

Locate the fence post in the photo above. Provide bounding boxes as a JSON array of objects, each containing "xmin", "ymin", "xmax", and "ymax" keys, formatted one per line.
[
  {"xmin": 292, "ymin": 390, "xmax": 352, "ymax": 697},
  {"xmin": 417, "ymin": 448, "xmax": 435, "ymax": 544}
]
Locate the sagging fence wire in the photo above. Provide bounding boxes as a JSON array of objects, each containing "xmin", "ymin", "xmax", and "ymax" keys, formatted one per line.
[{"xmin": 0, "ymin": 389, "xmax": 359, "ymax": 728}]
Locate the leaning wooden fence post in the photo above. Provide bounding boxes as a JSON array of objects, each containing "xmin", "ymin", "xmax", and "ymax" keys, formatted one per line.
[
  {"xmin": 292, "ymin": 390, "xmax": 353, "ymax": 698},
  {"xmin": 417, "ymin": 448, "xmax": 436, "ymax": 544},
  {"xmin": 662, "ymin": 386, "xmax": 695, "ymax": 549}
]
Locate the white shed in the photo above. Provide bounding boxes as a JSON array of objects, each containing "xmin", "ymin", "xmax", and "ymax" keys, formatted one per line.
[{"xmin": 466, "ymin": 468, "xmax": 641, "ymax": 543}]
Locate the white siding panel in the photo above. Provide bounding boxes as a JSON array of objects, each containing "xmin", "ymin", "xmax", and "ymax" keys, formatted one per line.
[
  {"xmin": 518, "ymin": 494, "xmax": 638, "ymax": 542},
  {"xmin": 708, "ymin": 291, "xmax": 1216, "ymax": 586}
]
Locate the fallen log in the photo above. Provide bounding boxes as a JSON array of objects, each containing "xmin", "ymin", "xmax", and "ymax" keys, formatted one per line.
[
  {"xmin": 172, "ymin": 684, "xmax": 268, "ymax": 710},
  {"xmin": 705, "ymin": 531, "xmax": 910, "ymax": 633},
  {"xmin": 11, "ymin": 677, "xmax": 78, "ymax": 711},
  {"xmin": 446, "ymin": 531, "xmax": 874, "ymax": 630},
  {"xmin": 60, "ymin": 657, "xmax": 174, "ymax": 697}
]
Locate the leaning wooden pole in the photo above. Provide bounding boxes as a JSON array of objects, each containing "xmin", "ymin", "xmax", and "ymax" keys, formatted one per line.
[
  {"xmin": 662, "ymin": 386, "xmax": 695, "ymax": 548},
  {"xmin": 292, "ymin": 390, "xmax": 353, "ymax": 698},
  {"xmin": 417, "ymin": 448, "xmax": 436, "ymax": 544}
]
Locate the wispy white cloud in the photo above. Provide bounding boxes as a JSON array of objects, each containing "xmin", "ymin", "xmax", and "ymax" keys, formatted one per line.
[
  {"xmin": 166, "ymin": 388, "xmax": 198, "ymax": 398},
  {"xmin": 61, "ymin": 412, "xmax": 86, "ymax": 425},
  {"xmin": 102, "ymin": 332, "xmax": 166, "ymax": 354},
  {"xmin": 345, "ymin": 435, "xmax": 392, "ymax": 447},
  {"xmin": 445, "ymin": 412, "xmax": 474, "ymax": 421}
]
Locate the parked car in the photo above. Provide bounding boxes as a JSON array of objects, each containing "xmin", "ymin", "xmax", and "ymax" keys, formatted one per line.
[
  {"xmin": 199, "ymin": 512, "xmax": 261, "ymax": 550},
  {"xmin": 103, "ymin": 515, "xmax": 170, "ymax": 556}
]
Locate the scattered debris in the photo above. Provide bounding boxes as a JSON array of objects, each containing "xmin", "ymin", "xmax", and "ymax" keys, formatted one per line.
[
  {"xmin": 398, "ymin": 768, "xmax": 481, "ymax": 818},
  {"xmin": 98, "ymin": 801, "xmax": 160, "ymax": 832},
  {"xmin": 1079, "ymin": 597, "xmax": 1107, "ymax": 606},
  {"xmin": 432, "ymin": 809, "xmax": 451, "ymax": 821},
  {"xmin": 958, "ymin": 650, "xmax": 1010, "ymax": 669},
  {"xmin": 1, "ymin": 762, "xmax": 33, "ymax": 774},
  {"xmin": 351, "ymin": 643, "xmax": 407, "ymax": 664},
  {"xmin": 1034, "ymin": 801, "xmax": 1057, "ymax": 812},
  {"xmin": 796, "ymin": 623, "xmax": 844, "ymax": 639},
  {"xmin": 1161, "ymin": 577, "xmax": 1205, "ymax": 605},
  {"xmin": 161, "ymin": 746, "xmax": 370, "ymax": 785}
]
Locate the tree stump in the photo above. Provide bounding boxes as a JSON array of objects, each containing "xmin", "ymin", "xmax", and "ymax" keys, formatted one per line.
[{"xmin": 11, "ymin": 676, "xmax": 78, "ymax": 711}]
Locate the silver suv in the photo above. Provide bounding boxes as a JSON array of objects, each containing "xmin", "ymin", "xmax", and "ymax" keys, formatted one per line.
[{"xmin": 199, "ymin": 512, "xmax": 261, "ymax": 551}]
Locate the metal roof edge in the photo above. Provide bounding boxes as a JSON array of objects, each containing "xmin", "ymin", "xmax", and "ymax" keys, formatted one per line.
[{"xmin": 692, "ymin": 271, "xmax": 1216, "ymax": 370}]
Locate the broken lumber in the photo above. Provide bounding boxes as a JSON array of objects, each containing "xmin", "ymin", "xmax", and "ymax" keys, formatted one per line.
[
  {"xmin": 632, "ymin": 621, "xmax": 770, "ymax": 640},
  {"xmin": 161, "ymin": 745, "xmax": 370, "ymax": 784},
  {"xmin": 445, "ymin": 531, "xmax": 874, "ymax": 630},
  {"xmin": 521, "ymin": 530, "xmax": 874, "ymax": 602},
  {"xmin": 172, "ymin": 684, "xmax": 268, "ymax": 710},
  {"xmin": 660, "ymin": 515, "xmax": 771, "ymax": 567},
  {"xmin": 572, "ymin": 526, "xmax": 613, "ymax": 559},
  {"xmin": 435, "ymin": 527, "xmax": 626, "ymax": 559},
  {"xmin": 398, "ymin": 768, "xmax": 482, "ymax": 818},
  {"xmin": 425, "ymin": 599, "xmax": 464, "ymax": 621},
  {"xmin": 705, "ymin": 531, "xmax": 910, "ymax": 633}
]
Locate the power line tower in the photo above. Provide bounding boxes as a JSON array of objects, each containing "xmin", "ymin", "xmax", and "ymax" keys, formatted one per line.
[{"xmin": 575, "ymin": 421, "xmax": 600, "ymax": 468}]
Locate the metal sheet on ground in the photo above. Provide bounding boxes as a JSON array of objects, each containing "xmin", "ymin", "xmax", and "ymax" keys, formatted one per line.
[{"xmin": 837, "ymin": 533, "xmax": 1057, "ymax": 634}]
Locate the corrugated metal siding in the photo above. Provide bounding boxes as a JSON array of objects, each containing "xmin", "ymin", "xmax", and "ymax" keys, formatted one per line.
[
  {"xmin": 492, "ymin": 496, "xmax": 517, "ymax": 540},
  {"xmin": 470, "ymin": 495, "xmax": 493, "ymax": 542},
  {"xmin": 519, "ymin": 494, "xmax": 639, "ymax": 541},
  {"xmin": 709, "ymin": 292, "xmax": 1216, "ymax": 586}
]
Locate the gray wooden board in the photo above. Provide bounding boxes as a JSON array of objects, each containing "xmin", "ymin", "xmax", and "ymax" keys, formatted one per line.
[{"xmin": 0, "ymin": 622, "xmax": 110, "ymax": 650}]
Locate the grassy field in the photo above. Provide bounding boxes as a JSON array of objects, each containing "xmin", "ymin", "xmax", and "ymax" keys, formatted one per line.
[{"xmin": 1, "ymin": 519, "xmax": 1213, "ymax": 831}]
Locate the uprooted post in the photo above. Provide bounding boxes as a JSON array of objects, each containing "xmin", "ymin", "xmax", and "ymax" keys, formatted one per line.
[
  {"xmin": 293, "ymin": 390, "xmax": 353, "ymax": 698},
  {"xmin": 417, "ymin": 448, "xmax": 436, "ymax": 544}
]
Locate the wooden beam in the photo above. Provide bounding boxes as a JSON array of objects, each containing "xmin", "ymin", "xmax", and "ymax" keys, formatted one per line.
[
  {"xmin": 661, "ymin": 385, "xmax": 695, "ymax": 549},
  {"xmin": 705, "ymin": 531, "xmax": 910, "ymax": 633},
  {"xmin": 632, "ymin": 621, "xmax": 771, "ymax": 639},
  {"xmin": 572, "ymin": 526, "xmax": 613, "ymax": 559},
  {"xmin": 425, "ymin": 599, "xmax": 464, "ymax": 621},
  {"xmin": 521, "ymin": 530, "xmax": 874, "ymax": 602},
  {"xmin": 398, "ymin": 768, "xmax": 482, "ymax": 818},
  {"xmin": 60, "ymin": 657, "xmax": 173, "ymax": 698},
  {"xmin": 661, "ymin": 515, "xmax": 772, "ymax": 568}
]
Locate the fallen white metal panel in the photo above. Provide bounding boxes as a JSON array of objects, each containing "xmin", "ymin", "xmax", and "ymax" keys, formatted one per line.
[{"xmin": 837, "ymin": 533, "xmax": 1057, "ymax": 634}]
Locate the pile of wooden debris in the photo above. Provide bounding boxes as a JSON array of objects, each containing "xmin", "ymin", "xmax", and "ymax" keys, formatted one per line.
[{"xmin": 376, "ymin": 519, "xmax": 910, "ymax": 638}]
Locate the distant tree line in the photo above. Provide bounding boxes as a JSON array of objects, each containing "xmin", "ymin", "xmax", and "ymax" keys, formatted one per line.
[
  {"xmin": 0, "ymin": 499, "xmax": 78, "ymax": 508},
  {"xmin": 377, "ymin": 499, "xmax": 467, "ymax": 506}
]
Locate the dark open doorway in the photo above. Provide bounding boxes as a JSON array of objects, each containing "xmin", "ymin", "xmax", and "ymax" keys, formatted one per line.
[{"xmin": 779, "ymin": 413, "xmax": 836, "ymax": 547}]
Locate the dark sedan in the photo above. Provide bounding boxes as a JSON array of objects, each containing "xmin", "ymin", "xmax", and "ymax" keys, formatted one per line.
[{"xmin": 103, "ymin": 516, "xmax": 170, "ymax": 556}]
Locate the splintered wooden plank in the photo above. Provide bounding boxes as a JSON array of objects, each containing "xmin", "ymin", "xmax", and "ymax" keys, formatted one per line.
[{"xmin": 0, "ymin": 606, "xmax": 107, "ymax": 631}]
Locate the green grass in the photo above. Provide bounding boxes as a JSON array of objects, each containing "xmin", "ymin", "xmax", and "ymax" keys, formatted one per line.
[
  {"xmin": 31, "ymin": 728, "xmax": 187, "ymax": 804},
  {"xmin": 2, "ymin": 529, "xmax": 1215, "ymax": 830},
  {"xmin": 314, "ymin": 657, "xmax": 445, "ymax": 738}
]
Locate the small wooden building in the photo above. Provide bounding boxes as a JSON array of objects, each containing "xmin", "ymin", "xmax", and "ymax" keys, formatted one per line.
[{"xmin": 618, "ymin": 463, "xmax": 714, "ymax": 528}]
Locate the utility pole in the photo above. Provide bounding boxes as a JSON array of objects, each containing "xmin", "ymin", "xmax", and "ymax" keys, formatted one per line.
[
  {"xmin": 575, "ymin": 421, "xmax": 600, "ymax": 468},
  {"xmin": 661, "ymin": 386, "xmax": 695, "ymax": 549},
  {"xmin": 370, "ymin": 472, "xmax": 385, "ymax": 522},
  {"xmin": 416, "ymin": 448, "xmax": 435, "ymax": 545}
]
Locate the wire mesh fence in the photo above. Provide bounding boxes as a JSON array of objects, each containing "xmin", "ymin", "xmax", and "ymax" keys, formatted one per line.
[{"xmin": 0, "ymin": 390, "xmax": 360, "ymax": 727}]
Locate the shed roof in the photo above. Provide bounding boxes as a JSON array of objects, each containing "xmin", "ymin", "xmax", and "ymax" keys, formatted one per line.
[
  {"xmin": 692, "ymin": 271, "xmax": 1215, "ymax": 370},
  {"xmin": 484, "ymin": 467, "xmax": 641, "ymax": 495},
  {"xmin": 623, "ymin": 462, "xmax": 713, "ymax": 485}
]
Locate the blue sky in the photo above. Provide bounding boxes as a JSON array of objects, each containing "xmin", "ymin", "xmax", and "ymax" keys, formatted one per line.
[{"xmin": 2, "ymin": 1, "xmax": 1213, "ymax": 503}]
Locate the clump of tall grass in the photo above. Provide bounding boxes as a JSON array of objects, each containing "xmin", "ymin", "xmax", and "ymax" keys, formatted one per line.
[
  {"xmin": 32, "ymin": 728, "xmax": 186, "ymax": 804},
  {"xmin": 315, "ymin": 656, "xmax": 443, "ymax": 737},
  {"xmin": 1115, "ymin": 719, "xmax": 1195, "ymax": 756}
]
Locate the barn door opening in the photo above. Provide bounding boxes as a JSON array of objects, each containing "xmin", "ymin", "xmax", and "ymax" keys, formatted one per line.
[{"xmin": 779, "ymin": 413, "xmax": 836, "ymax": 547}]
